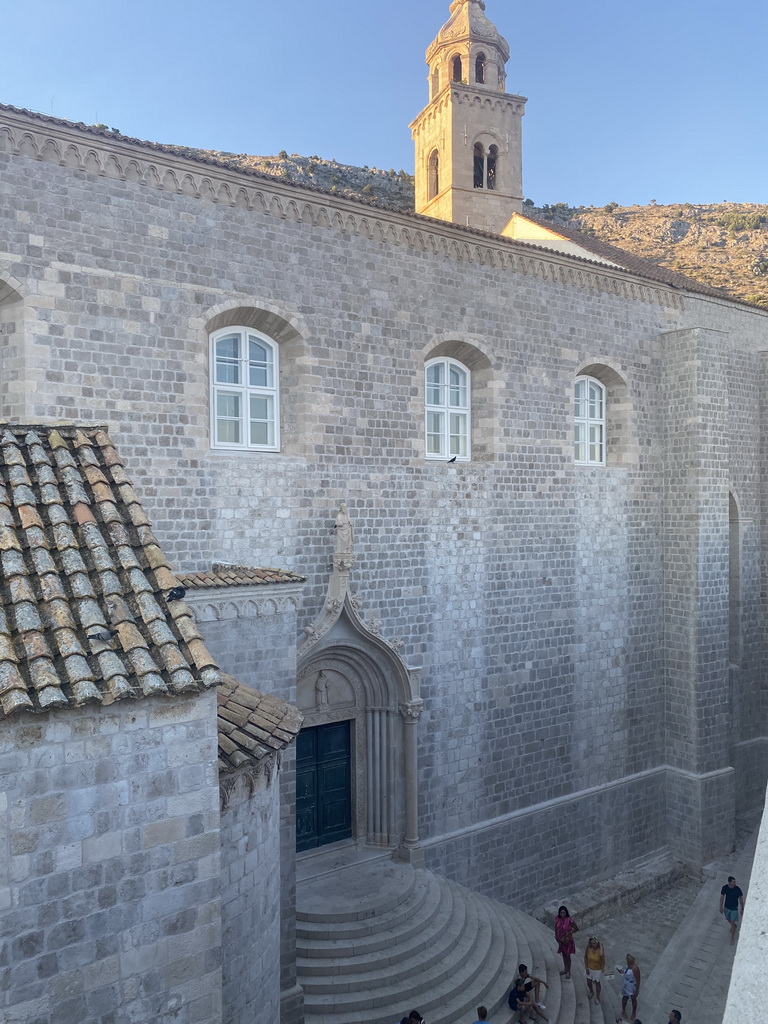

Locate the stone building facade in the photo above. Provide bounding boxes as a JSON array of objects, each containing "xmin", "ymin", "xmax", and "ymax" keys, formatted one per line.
[{"xmin": 1, "ymin": 1, "xmax": 767, "ymax": 1020}]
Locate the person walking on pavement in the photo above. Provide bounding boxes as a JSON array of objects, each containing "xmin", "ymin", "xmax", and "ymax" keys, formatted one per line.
[
  {"xmin": 719, "ymin": 875, "xmax": 745, "ymax": 945},
  {"xmin": 619, "ymin": 954, "xmax": 641, "ymax": 1022},
  {"xmin": 471, "ymin": 1007, "xmax": 490, "ymax": 1024},
  {"xmin": 554, "ymin": 905, "xmax": 579, "ymax": 979},
  {"xmin": 584, "ymin": 935, "xmax": 606, "ymax": 1002},
  {"xmin": 668, "ymin": 1012, "xmax": 682, "ymax": 1024}
]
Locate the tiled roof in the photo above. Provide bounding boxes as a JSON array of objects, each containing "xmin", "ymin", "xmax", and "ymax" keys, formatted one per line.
[
  {"xmin": 178, "ymin": 564, "xmax": 306, "ymax": 589},
  {"xmin": 0, "ymin": 423, "xmax": 222, "ymax": 716},
  {"xmin": 1, "ymin": 101, "xmax": 761, "ymax": 310},
  {"xmin": 516, "ymin": 212, "xmax": 739, "ymax": 302},
  {"xmin": 216, "ymin": 673, "xmax": 303, "ymax": 773}
]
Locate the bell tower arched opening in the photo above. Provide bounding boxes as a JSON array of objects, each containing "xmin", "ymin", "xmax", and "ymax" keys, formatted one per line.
[{"xmin": 410, "ymin": 0, "xmax": 528, "ymax": 231}]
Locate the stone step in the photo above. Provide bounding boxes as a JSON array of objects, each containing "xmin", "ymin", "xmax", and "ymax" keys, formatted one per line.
[
  {"xmin": 503, "ymin": 907, "xmax": 561, "ymax": 1024},
  {"xmin": 297, "ymin": 868, "xmax": 439, "ymax": 950},
  {"xmin": 304, "ymin": 884, "xmax": 490, "ymax": 1014},
  {"xmin": 299, "ymin": 881, "xmax": 467, "ymax": 989},
  {"xmin": 297, "ymin": 858, "xmax": 417, "ymax": 925},
  {"xmin": 299, "ymin": 863, "xmax": 576, "ymax": 1024}
]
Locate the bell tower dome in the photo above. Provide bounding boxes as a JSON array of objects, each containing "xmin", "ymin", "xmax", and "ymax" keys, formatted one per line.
[{"xmin": 410, "ymin": 0, "xmax": 527, "ymax": 233}]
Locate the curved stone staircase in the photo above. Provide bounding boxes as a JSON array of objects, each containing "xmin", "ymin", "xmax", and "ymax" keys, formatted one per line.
[{"xmin": 297, "ymin": 858, "xmax": 613, "ymax": 1024}]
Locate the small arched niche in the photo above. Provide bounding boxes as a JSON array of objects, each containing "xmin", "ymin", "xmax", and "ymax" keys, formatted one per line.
[
  {"xmin": 475, "ymin": 52, "xmax": 486, "ymax": 84},
  {"xmin": 452, "ymin": 54, "xmax": 464, "ymax": 82},
  {"xmin": 0, "ymin": 279, "xmax": 24, "ymax": 420},
  {"xmin": 729, "ymin": 491, "xmax": 741, "ymax": 668},
  {"xmin": 576, "ymin": 362, "xmax": 636, "ymax": 468},
  {"xmin": 428, "ymin": 149, "xmax": 440, "ymax": 201}
]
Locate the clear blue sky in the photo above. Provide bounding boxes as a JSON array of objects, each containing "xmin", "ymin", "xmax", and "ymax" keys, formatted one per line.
[{"xmin": 2, "ymin": 0, "xmax": 766, "ymax": 207}]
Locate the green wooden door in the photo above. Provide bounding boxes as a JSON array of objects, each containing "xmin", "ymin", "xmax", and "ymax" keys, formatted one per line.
[{"xmin": 296, "ymin": 721, "xmax": 352, "ymax": 852}]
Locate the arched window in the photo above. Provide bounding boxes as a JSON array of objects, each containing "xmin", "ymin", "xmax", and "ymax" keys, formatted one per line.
[
  {"xmin": 425, "ymin": 358, "xmax": 470, "ymax": 460},
  {"xmin": 473, "ymin": 143, "xmax": 485, "ymax": 189},
  {"xmin": 487, "ymin": 145, "xmax": 498, "ymax": 190},
  {"xmin": 573, "ymin": 376, "xmax": 605, "ymax": 465},
  {"xmin": 475, "ymin": 52, "xmax": 486, "ymax": 84},
  {"xmin": 729, "ymin": 492, "xmax": 741, "ymax": 667},
  {"xmin": 211, "ymin": 326, "xmax": 279, "ymax": 451},
  {"xmin": 431, "ymin": 66, "xmax": 440, "ymax": 98},
  {"xmin": 452, "ymin": 55, "xmax": 463, "ymax": 83},
  {"xmin": 428, "ymin": 150, "xmax": 439, "ymax": 201}
]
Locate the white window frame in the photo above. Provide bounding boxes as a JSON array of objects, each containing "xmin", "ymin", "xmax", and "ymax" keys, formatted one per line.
[
  {"xmin": 210, "ymin": 326, "xmax": 280, "ymax": 452},
  {"xmin": 573, "ymin": 375, "xmax": 605, "ymax": 466},
  {"xmin": 425, "ymin": 357, "xmax": 471, "ymax": 462}
]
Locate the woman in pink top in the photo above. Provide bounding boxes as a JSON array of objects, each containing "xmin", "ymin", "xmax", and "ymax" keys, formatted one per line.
[{"xmin": 554, "ymin": 905, "xmax": 579, "ymax": 979}]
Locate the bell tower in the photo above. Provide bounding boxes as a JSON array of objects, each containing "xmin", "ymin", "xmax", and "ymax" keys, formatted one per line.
[{"xmin": 410, "ymin": 0, "xmax": 527, "ymax": 233}]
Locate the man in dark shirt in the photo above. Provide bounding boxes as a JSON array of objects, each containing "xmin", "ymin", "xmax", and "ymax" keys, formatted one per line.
[{"xmin": 719, "ymin": 875, "xmax": 745, "ymax": 944}]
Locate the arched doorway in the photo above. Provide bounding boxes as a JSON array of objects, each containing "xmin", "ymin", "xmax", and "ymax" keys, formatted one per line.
[{"xmin": 295, "ymin": 503, "xmax": 422, "ymax": 858}]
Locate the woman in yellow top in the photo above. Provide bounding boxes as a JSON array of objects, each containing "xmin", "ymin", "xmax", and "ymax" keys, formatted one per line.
[{"xmin": 583, "ymin": 936, "xmax": 606, "ymax": 1003}]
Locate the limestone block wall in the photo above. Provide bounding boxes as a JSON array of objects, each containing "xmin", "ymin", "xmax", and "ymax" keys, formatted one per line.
[
  {"xmin": 0, "ymin": 693, "xmax": 223, "ymax": 1024},
  {"xmin": 219, "ymin": 770, "xmax": 282, "ymax": 1024},
  {"xmin": 187, "ymin": 589, "xmax": 302, "ymax": 1022},
  {"xmin": 1, "ymin": 113, "xmax": 767, "ymax": 899}
]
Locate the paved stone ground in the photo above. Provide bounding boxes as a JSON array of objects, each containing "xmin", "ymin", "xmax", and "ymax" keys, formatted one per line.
[{"xmin": 581, "ymin": 813, "xmax": 761, "ymax": 1024}]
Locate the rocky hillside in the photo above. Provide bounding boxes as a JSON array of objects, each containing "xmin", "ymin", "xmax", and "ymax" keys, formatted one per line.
[
  {"xmin": 176, "ymin": 147, "xmax": 416, "ymax": 212},
  {"xmin": 535, "ymin": 201, "xmax": 768, "ymax": 308},
  {"xmin": 179, "ymin": 143, "xmax": 768, "ymax": 307}
]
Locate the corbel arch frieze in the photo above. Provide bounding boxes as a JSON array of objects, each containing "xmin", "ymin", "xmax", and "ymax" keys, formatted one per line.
[
  {"xmin": 0, "ymin": 114, "xmax": 683, "ymax": 310},
  {"xmin": 219, "ymin": 751, "xmax": 281, "ymax": 810}
]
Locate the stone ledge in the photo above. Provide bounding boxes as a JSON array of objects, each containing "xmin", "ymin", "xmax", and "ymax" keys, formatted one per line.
[{"xmin": 535, "ymin": 851, "xmax": 693, "ymax": 929}]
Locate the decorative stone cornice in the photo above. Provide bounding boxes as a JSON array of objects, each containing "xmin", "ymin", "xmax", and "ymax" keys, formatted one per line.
[
  {"xmin": 184, "ymin": 583, "xmax": 304, "ymax": 623},
  {"xmin": 219, "ymin": 752, "xmax": 282, "ymax": 810},
  {"xmin": 0, "ymin": 104, "xmax": 685, "ymax": 310}
]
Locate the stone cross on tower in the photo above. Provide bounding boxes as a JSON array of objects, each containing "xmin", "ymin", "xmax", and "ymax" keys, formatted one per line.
[{"xmin": 409, "ymin": 0, "xmax": 527, "ymax": 234}]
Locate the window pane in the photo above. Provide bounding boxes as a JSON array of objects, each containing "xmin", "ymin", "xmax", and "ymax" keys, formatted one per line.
[
  {"xmin": 427, "ymin": 411, "xmax": 445, "ymax": 455},
  {"xmin": 449, "ymin": 365, "xmax": 468, "ymax": 408},
  {"xmin": 248, "ymin": 337, "xmax": 274, "ymax": 388},
  {"xmin": 216, "ymin": 391, "xmax": 242, "ymax": 444},
  {"xmin": 449, "ymin": 413, "xmax": 468, "ymax": 457},
  {"xmin": 426, "ymin": 364, "xmax": 445, "ymax": 407},
  {"xmin": 215, "ymin": 335, "xmax": 241, "ymax": 384},
  {"xmin": 589, "ymin": 423, "xmax": 604, "ymax": 463},
  {"xmin": 574, "ymin": 379, "xmax": 586, "ymax": 418},
  {"xmin": 588, "ymin": 383, "xmax": 603, "ymax": 419},
  {"xmin": 249, "ymin": 394, "xmax": 275, "ymax": 447},
  {"xmin": 574, "ymin": 421, "xmax": 586, "ymax": 463}
]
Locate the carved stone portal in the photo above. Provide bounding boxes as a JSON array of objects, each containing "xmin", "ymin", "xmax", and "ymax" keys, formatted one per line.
[{"xmin": 297, "ymin": 503, "xmax": 422, "ymax": 856}]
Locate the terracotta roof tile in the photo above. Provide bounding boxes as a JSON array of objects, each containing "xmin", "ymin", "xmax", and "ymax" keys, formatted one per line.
[
  {"xmin": 215, "ymin": 673, "xmax": 303, "ymax": 773},
  {"xmin": 177, "ymin": 564, "xmax": 306, "ymax": 589},
  {"xmin": 0, "ymin": 423, "xmax": 223, "ymax": 716}
]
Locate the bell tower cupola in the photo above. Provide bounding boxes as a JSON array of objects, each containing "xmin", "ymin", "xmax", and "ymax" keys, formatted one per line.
[{"xmin": 410, "ymin": 0, "xmax": 527, "ymax": 233}]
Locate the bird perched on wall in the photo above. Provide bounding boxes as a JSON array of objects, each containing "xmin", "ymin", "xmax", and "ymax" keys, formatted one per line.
[
  {"xmin": 166, "ymin": 586, "xmax": 186, "ymax": 602},
  {"xmin": 448, "ymin": 456, "xmax": 457, "ymax": 463}
]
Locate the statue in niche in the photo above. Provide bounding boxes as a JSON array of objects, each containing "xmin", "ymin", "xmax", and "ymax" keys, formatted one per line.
[
  {"xmin": 334, "ymin": 501, "xmax": 353, "ymax": 556},
  {"xmin": 315, "ymin": 670, "xmax": 330, "ymax": 708}
]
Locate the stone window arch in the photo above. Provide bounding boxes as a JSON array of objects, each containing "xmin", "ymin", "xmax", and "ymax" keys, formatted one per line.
[
  {"xmin": 452, "ymin": 54, "xmax": 463, "ymax": 82},
  {"xmin": 425, "ymin": 356, "xmax": 470, "ymax": 461},
  {"xmin": 204, "ymin": 304, "xmax": 307, "ymax": 456},
  {"xmin": 473, "ymin": 140, "xmax": 499, "ymax": 190},
  {"xmin": 729, "ymin": 490, "xmax": 741, "ymax": 668},
  {"xmin": 431, "ymin": 65, "xmax": 440, "ymax": 99},
  {"xmin": 428, "ymin": 149, "xmax": 440, "ymax": 201},
  {"xmin": 574, "ymin": 362, "xmax": 635, "ymax": 468},
  {"xmin": 475, "ymin": 51, "xmax": 486, "ymax": 84},
  {"xmin": 422, "ymin": 339, "xmax": 497, "ymax": 461},
  {"xmin": 573, "ymin": 375, "xmax": 605, "ymax": 465}
]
